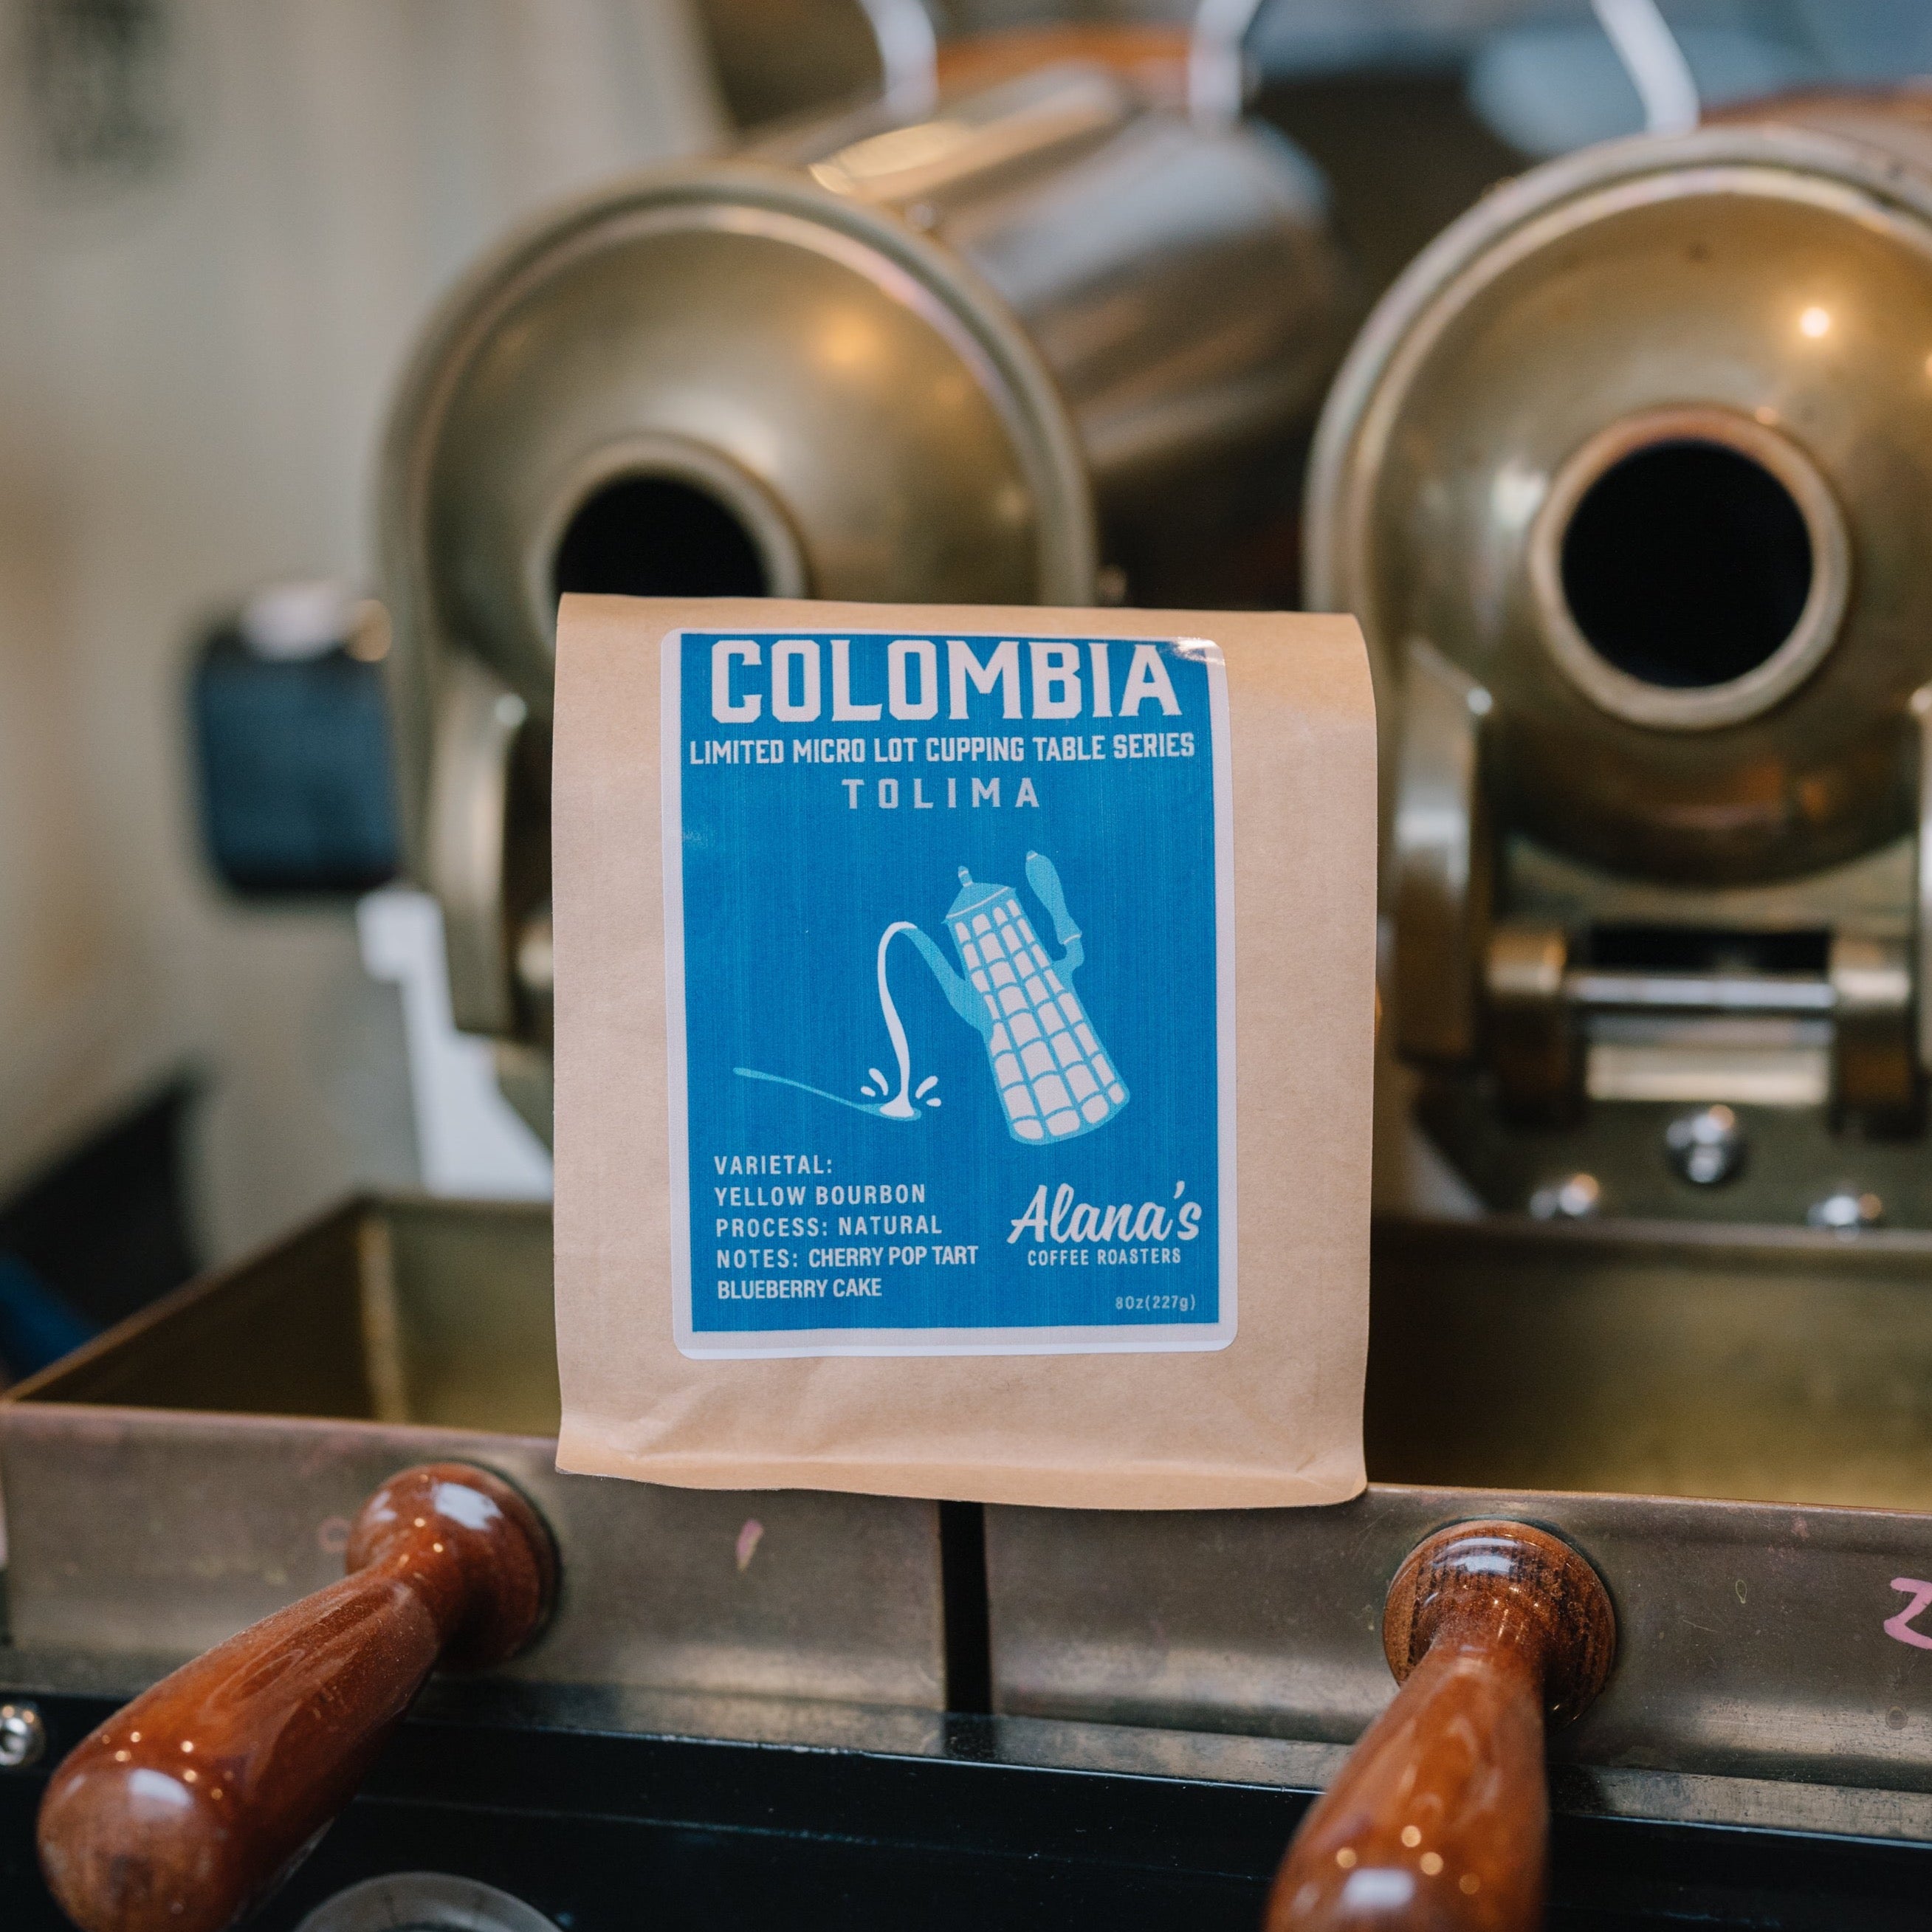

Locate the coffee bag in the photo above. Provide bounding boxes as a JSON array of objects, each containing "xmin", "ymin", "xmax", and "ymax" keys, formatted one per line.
[{"xmin": 554, "ymin": 597, "xmax": 1374, "ymax": 1508}]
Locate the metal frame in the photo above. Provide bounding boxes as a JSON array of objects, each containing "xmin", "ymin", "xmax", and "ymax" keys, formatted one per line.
[
  {"xmin": 986, "ymin": 1482, "xmax": 1932, "ymax": 1826},
  {"xmin": 0, "ymin": 1197, "xmax": 949, "ymax": 1712},
  {"xmin": 1525, "ymin": 403, "xmax": 1852, "ymax": 732}
]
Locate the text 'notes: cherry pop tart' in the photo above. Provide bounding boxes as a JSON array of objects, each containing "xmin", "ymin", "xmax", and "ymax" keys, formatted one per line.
[{"xmin": 554, "ymin": 599, "xmax": 1375, "ymax": 1509}]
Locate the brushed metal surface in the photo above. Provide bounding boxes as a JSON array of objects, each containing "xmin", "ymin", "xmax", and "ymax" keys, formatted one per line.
[
  {"xmin": 27, "ymin": 1197, "xmax": 1932, "ymax": 1835},
  {"xmin": 0, "ymin": 1408, "xmax": 944, "ymax": 1710},
  {"xmin": 1316, "ymin": 100, "xmax": 1932, "ymax": 1218},
  {"xmin": 386, "ymin": 60, "xmax": 1344, "ymax": 725},
  {"xmin": 1309, "ymin": 113, "xmax": 1932, "ymax": 886},
  {"xmin": 987, "ymin": 1212, "xmax": 1932, "ymax": 1801},
  {"xmin": 1410, "ymin": 1068, "xmax": 1932, "ymax": 1223},
  {"xmin": 0, "ymin": 1197, "xmax": 944, "ymax": 1712},
  {"xmin": 986, "ymin": 1483, "xmax": 1932, "ymax": 1796},
  {"xmin": 1390, "ymin": 638, "xmax": 1490, "ymax": 1066},
  {"xmin": 693, "ymin": 0, "xmax": 903, "ymax": 133},
  {"xmin": 1364, "ymin": 1215, "xmax": 1932, "ymax": 1509},
  {"xmin": 379, "ymin": 60, "xmax": 1347, "ymax": 1100}
]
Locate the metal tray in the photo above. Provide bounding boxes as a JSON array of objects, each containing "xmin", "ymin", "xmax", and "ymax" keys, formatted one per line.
[
  {"xmin": 0, "ymin": 1194, "xmax": 947, "ymax": 1713},
  {"xmin": 987, "ymin": 1214, "xmax": 1932, "ymax": 1841},
  {"xmin": 11, "ymin": 1197, "xmax": 1932, "ymax": 1844}
]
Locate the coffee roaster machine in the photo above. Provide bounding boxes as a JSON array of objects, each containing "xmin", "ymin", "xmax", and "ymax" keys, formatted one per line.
[
  {"xmin": 1323, "ymin": 93, "xmax": 1932, "ymax": 1233},
  {"xmin": 15, "ymin": 47, "xmax": 1932, "ymax": 1932},
  {"xmin": 386, "ymin": 45, "xmax": 1349, "ymax": 1141},
  {"xmin": 8, "ymin": 1201, "xmax": 1932, "ymax": 1929}
]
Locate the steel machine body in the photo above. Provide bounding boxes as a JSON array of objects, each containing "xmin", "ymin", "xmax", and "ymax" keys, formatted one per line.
[
  {"xmin": 5, "ymin": 1203, "xmax": 1932, "ymax": 1926},
  {"xmin": 30, "ymin": 66, "xmax": 1932, "ymax": 1932},
  {"xmin": 382, "ymin": 59, "xmax": 1348, "ymax": 1136},
  {"xmin": 1310, "ymin": 95, "xmax": 1932, "ymax": 1223}
]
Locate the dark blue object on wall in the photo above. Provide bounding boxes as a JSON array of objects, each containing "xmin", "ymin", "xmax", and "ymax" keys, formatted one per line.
[
  {"xmin": 0, "ymin": 1254, "xmax": 99, "ymax": 1381},
  {"xmin": 190, "ymin": 584, "xmax": 400, "ymax": 896}
]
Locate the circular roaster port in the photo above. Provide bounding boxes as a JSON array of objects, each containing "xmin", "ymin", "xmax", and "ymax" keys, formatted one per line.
[
  {"xmin": 1530, "ymin": 408, "xmax": 1849, "ymax": 730},
  {"xmin": 1564, "ymin": 442, "xmax": 1809, "ymax": 686},
  {"xmin": 553, "ymin": 473, "xmax": 772, "ymax": 601}
]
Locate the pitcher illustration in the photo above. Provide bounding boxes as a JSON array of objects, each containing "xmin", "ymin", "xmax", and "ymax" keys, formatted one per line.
[
  {"xmin": 736, "ymin": 850, "xmax": 1129, "ymax": 1143},
  {"xmin": 899, "ymin": 855, "xmax": 1128, "ymax": 1143}
]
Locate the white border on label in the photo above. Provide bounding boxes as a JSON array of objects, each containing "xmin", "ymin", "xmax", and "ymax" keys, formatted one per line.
[{"xmin": 662, "ymin": 629, "xmax": 1237, "ymax": 1358}]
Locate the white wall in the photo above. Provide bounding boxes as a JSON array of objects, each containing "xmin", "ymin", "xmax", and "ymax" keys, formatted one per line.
[{"xmin": 0, "ymin": 0, "xmax": 721, "ymax": 1258}]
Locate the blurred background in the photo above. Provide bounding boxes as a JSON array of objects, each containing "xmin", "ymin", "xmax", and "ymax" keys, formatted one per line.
[
  {"xmin": 2, "ymin": 0, "xmax": 1929, "ymax": 1372},
  {"xmin": 0, "ymin": 0, "xmax": 722, "ymax": 1351}
]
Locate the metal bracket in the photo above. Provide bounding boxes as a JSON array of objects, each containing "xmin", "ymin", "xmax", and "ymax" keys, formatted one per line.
[
  {"xmin": 1392, "ymin": 637, "xmax": 1493, "ymax": 1065},
  {"xmin": 1485, "ymin": 923, "xmax": 1579, "ymax": 1123},
  {"xmin": 427, "ymin": 659, "xmax": 526, "ymax": 1039},
  {"xmin": 1832, "ymin": 930, "xmax": 1918, "ymax": 1127}
]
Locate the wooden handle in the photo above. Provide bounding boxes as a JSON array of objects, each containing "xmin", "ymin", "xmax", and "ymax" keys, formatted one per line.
[
  {"xmin": 1267, "ymin": 1520, "xmax": 1615, "ymax": 1931},
  {"xmin": 38, "ymin": 1462, "xmax": 555, "ymax": 1932}
]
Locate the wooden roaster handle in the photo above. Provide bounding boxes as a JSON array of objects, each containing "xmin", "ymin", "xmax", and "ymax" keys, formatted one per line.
[
  {"xmin": 37, "ymin": 1462, "xmax": 556, "ymax": 1932},
  {"xmin": 1267, "ymin": 1520, "xmax": 1615, "ymax": 1931}
]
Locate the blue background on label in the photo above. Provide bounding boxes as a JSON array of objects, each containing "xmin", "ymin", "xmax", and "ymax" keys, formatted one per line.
[{"xmin": 676, "ymin": 632, "xmax": 1220, "ymax": 1332}]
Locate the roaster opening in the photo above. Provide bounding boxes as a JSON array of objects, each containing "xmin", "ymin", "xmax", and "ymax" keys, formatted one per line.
[
  {"xmin": 1558, "ymin": 439, "xmax": 1814, "ymax": 691},
  {"xmin": 553, "ymin": 474, "xmax": 771, "ymax": 601}
]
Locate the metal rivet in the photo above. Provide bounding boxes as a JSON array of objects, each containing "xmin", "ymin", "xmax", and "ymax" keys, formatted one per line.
[
  {"xmin": 1808, "ymin": 1187, "xmax": 1883, "ymax": 1232},
  {"xmin": 1529, "ymin": 1173, "xmax": 1601, "ymax": 1220},
  {"xmin": 1664, "ymin": 1104, "xmax": 1745, "ymax": 1186},
  {"xmin": 0, "ymin": 1702, "xmax": 47, "ymax": 1770}
]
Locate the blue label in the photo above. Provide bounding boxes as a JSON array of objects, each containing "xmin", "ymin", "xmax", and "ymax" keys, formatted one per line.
[{"xmin": 662, "ymin": 631, "xmax": 1236, "ymax": 1356}]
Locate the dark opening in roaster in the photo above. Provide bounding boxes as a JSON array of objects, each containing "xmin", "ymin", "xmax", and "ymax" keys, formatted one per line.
[
  {"xmin": 553, "ymin": 474, "xmax": 770, "ymax": 603},
  {"xmin": 1561, "ymin": 438, "xmax": 1813, "ymax": 690}
]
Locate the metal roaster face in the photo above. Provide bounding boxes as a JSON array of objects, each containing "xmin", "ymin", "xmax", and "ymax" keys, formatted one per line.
[
  {"xmin": 1309, "ymin": 100, "xmax": 1932, "ymax": 1224},
  {"xmin": 378, "ymin": 60, "xmax": 1348, "ymax": 1138}
]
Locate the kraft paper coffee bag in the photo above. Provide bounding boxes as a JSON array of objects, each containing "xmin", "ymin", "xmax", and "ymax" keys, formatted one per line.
[{"xmin": 553, "ymin": 598, "xmax": 1375, "ymax": 1509}]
